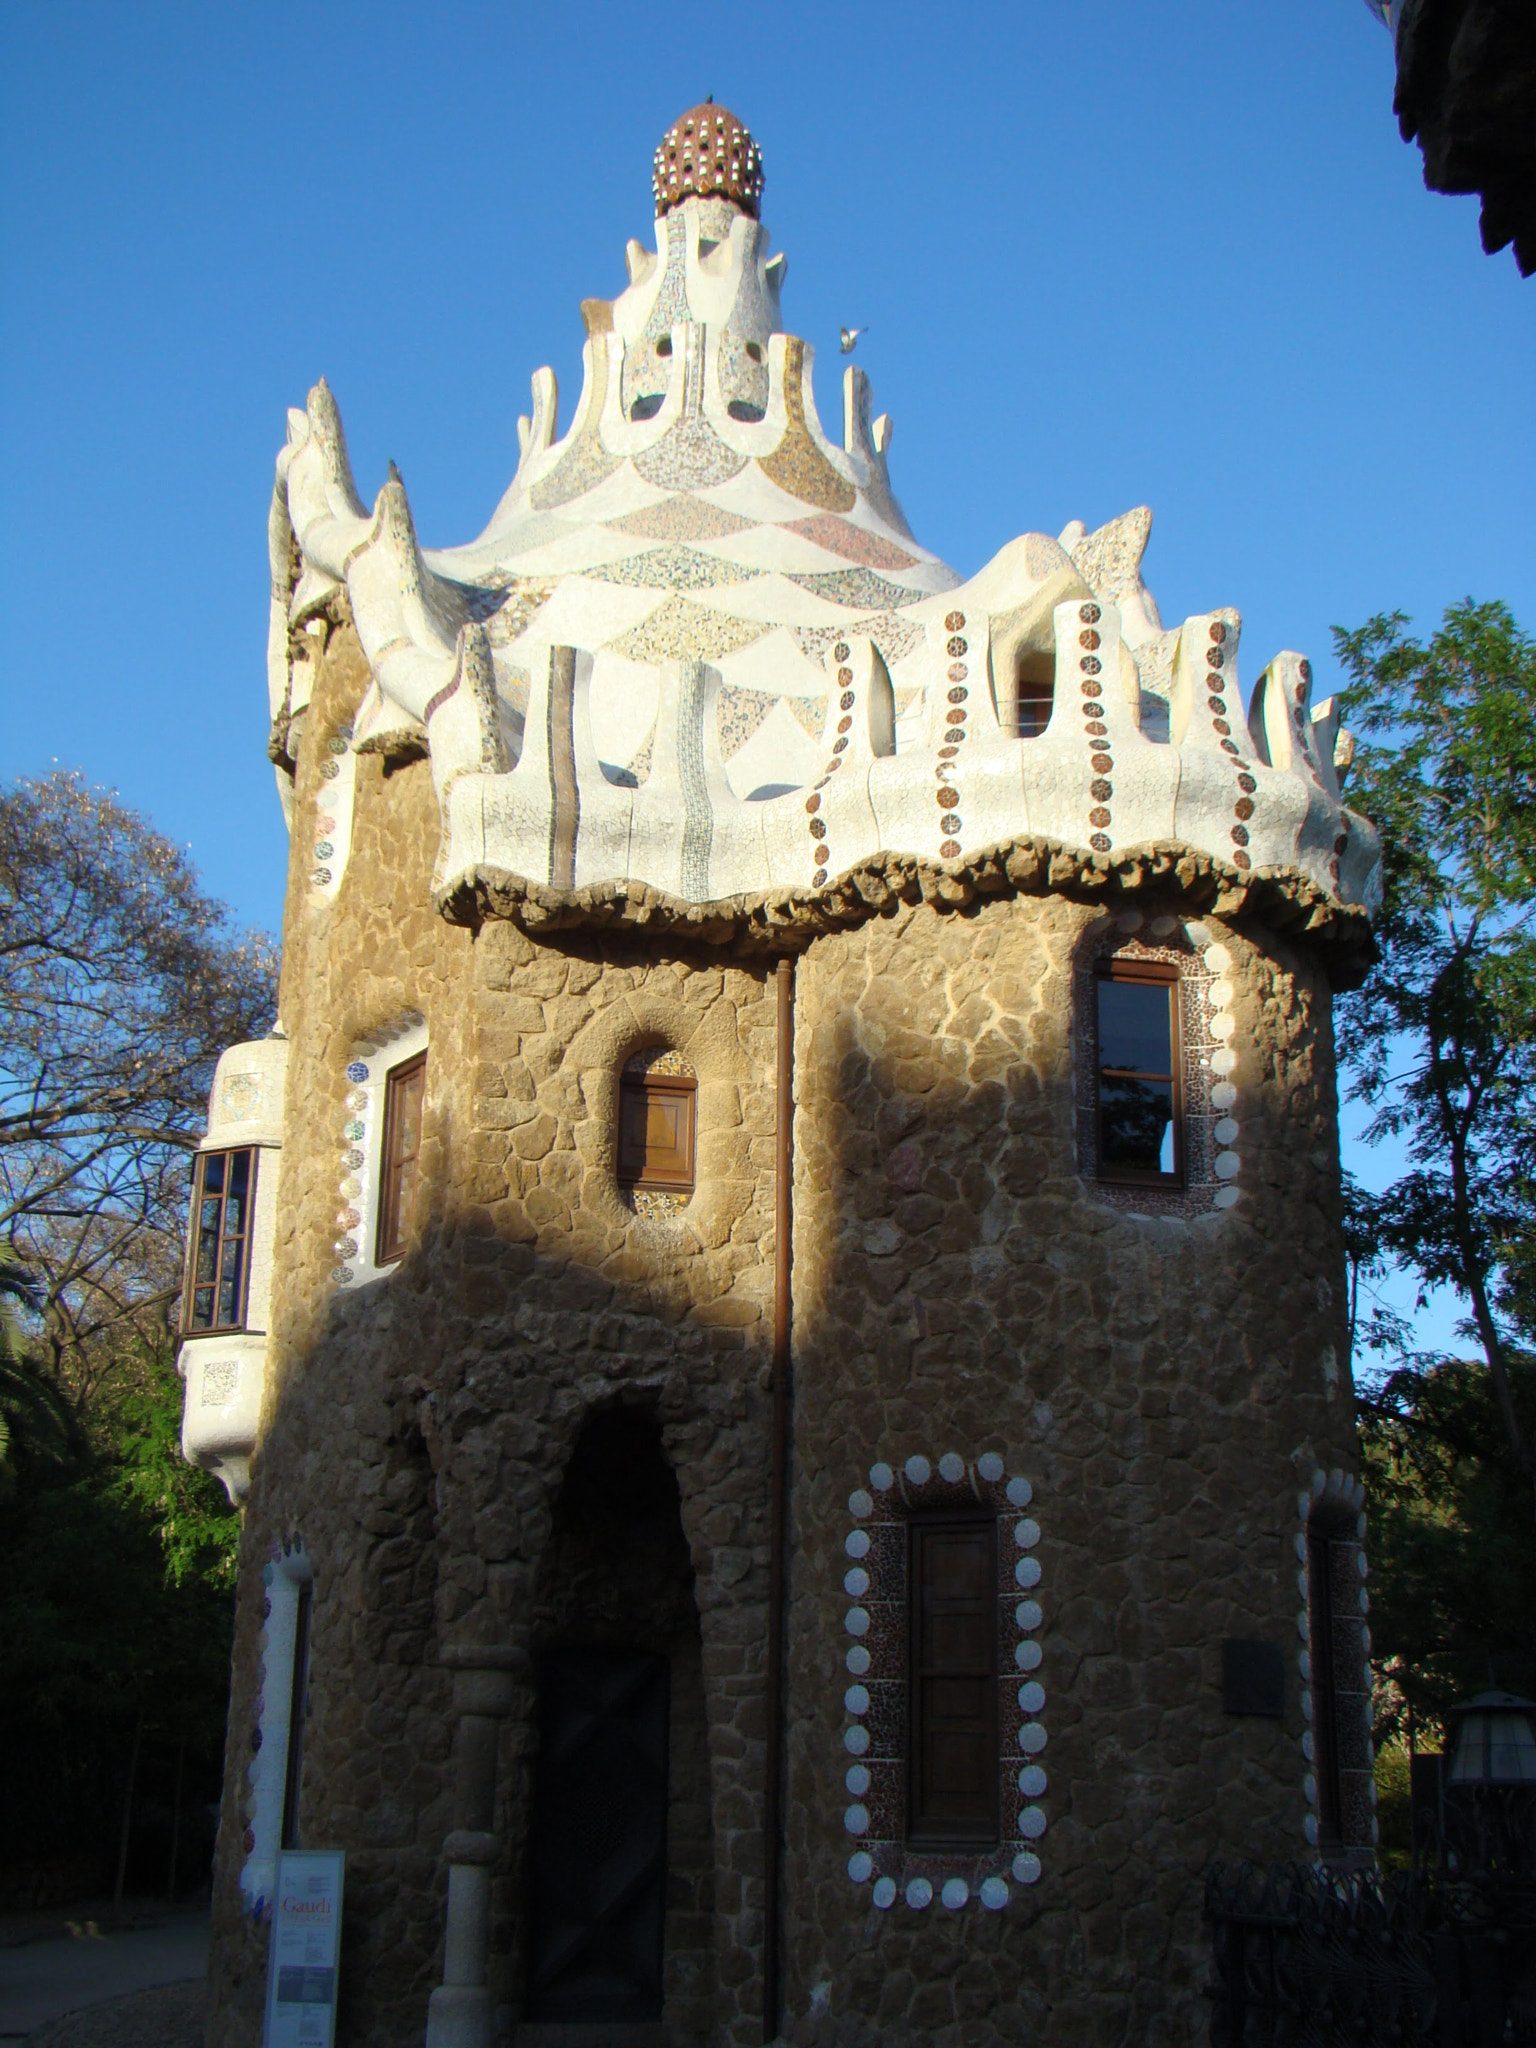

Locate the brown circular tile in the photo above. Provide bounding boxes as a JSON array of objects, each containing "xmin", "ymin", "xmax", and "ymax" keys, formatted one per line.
[
  {"xmin": 1080, "ymin": 602, "xmax": 1101, "ymax": 625},
  {"xmin": 1234, "ymin": 797, "xmax": 1254, "ymax": 820},
  {"xmin": 837, "ymin": 715, "xmax": 852, "ymax": 734},
  {"xmin": 946, "ymin": 635, "xmax": 968, "ymax": 657},
  {"xmin": 1207, "ymin": 695, "xmax": 1226, "ymax": 715},
  {"xmin": 1231, "ymin": 824, "xmax": 1250, "ymax": 846},
  {"xmin": 1079, "ymin": 655, "xmax": 1102, "ymax": 675},
  {"xmin": 1234, "ymin": 850, "xmax": 1251, "ymax": 870},
  {"xmin": 1209, "ymin": 620, "xmax": 1227, "ymax": 644},
  {"xmin": 940, "ymin": 812, "xmax": 961, "ymax": 833},
  {"xmin": 805, "ymin": 794, "xmax": 821, "ymax": 814},
  {"xmin": 840, "ymin": 690, "xmax": 855, "ymax": 711},
  {"xmin": 945, "ymin": 708, "xmax": 966, "ymax": 726},
  {"xmin": 1090, "ymin": 830, "xmax": 1112, "ymax": 852},
  {"xmin": 834, "ymin": 642, "xmax": 851, "ymax": 662},
  {"xmin": 945, "ymin": 611, "xmax": 965, "ymax": 633},
  {"xmin": 1091, "ymin": 778, "xmax": 1113, "ymax": 801},
  {"xmin": 1079, "ymin": 628, "xmax": 1101, "ymax": 650},
  {"xmin": 1089, "ymin": 806, "xmax": 1111, "ymax": 828},
  {"xmin": 936, "ymin": 787, "xmax": 960, "ymax": 807},
  {"xmin": 939, "ymin": 838, "xmax": 961, "ymax": 858},
  {"xmin": 809, "ymin": 818, "xmax": 826, "ymax": 840},
  {"xmin": 1213, "ymin": 718, "xmax": 1231, "ymax": 736},
  {"xmin": 1206, "ymin": 648, "xmax": 1224, "ymax": 670},
  {"xmin": 1091, "ymin": 752, "xmax": 1113, "ymax": 773},
  {"xmin": 947, "ymin": 662, "xmax": 968, "ymax": 683},
  {"xmin": 1237, "ymin": 772, "xmax": 1257, "ymax": 793},
  {"xmin": 833, "ymin": 736, "xmax": 848, "ymax": 753}
]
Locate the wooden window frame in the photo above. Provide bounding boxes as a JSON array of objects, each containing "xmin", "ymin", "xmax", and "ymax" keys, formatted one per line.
[
  {"xmin": 906, "ymin": 1512, "xmax": 1000, "ymax": 1852},
  {"xmin": 617, "ymin": 1070, "xmax": 697, "ymax": 1193},
  {"xmin": 181, "ymin": 1146, "xmax": 257, "ymax": 1335},
  {"xmin": 375, "ymin": 1051, "xmax": 427, "ymax": 1267},
  {"xmin": 1094, "ymin": 958, "xmax": 1184, "ymax": 1189}
]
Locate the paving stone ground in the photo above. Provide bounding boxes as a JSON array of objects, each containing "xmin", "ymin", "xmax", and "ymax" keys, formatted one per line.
[{"xmin": 26, "ymin": 1980, "xmax": 202, "ymax": 2048}]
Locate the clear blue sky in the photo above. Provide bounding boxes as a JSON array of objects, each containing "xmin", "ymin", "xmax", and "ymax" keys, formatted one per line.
[{"xmin": 4, "ymin": 0, "xmax": 1531, "ymax": 1358}]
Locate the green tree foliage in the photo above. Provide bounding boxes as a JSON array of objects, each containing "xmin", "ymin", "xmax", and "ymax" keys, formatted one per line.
[
  {"xmin": 1335, "ymin": 598, "xmax": 1536, "ymax": 1725},
  {"xmin": 0, "ymin": 774, "xmax": 275, "ymax": 1896}
]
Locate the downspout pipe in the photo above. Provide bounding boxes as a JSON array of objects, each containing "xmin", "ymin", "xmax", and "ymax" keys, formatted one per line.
[{"xmin": 763, "ymin": 955, "xmax": 794, "ymax": 2044}]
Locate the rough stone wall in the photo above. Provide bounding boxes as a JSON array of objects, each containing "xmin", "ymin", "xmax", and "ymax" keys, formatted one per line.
[
  {"xmin": 779, "ymin": 892, "xmax": 1357, "ymax": 2048},
  {"xmin": 208, "ymin": 621, "xmax": 787, "ymax": 2048},
  {"xmin": 206, "ymin": 613, "xmax": 1360, "ymax": 2048}
]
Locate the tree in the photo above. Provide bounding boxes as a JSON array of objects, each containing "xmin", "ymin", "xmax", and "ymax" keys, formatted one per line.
[
  {"xmin": 1334, "ymin": 601, "xmax": 1536, "ymax": 1520},
  {"xmin": 0, "ymin": 773, "xmax": 278, "ymax": 1410}
]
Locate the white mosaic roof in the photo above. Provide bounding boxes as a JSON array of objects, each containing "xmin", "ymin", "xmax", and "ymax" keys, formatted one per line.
[{"xmin": 267, "ymin": 164, "xmax": 1380, "ymax": 923}]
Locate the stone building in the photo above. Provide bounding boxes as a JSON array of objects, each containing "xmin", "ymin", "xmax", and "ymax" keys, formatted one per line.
[{"xmin": 180, "ymin": 103, "xmax": 1384, "ymax": 2048}]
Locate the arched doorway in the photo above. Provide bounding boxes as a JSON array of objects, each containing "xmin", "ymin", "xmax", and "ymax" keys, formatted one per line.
[{"xmin": 523, "ymin": 1406, "xmax": 712, "ymax": 2033}]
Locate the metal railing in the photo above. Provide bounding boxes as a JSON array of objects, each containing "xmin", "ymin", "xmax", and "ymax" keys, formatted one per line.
[{"xmin": 1204, "ymin": 1859, "xmax": 1536, "ymax": 2046}]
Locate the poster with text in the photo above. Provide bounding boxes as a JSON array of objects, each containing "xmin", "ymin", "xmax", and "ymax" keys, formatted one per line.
[{"xmin": 263, "ymin": 1850, "xmax": 345, "ymax": 2048}]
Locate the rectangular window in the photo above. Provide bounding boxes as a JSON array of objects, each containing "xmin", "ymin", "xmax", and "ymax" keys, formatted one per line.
[
  {"xmin": 908, "ymin": 1517, "xmax": 999, "ymax": 1849},
  {"xmin": 183, "ymin": 1147, "xmax": 256, "ymax": 1332},
  {"xmin": 376, "ymin": 1052, "xmax": 426, "ymax": 1266},
  {"xmin": 617, "ymin": 1074, "xmax": 696, "ymax": 1191},
  {"xmin": 280, "ymin": 1581, "xmax": 312, "ymax": 1852},
  {"xmin": 1307, "ymin": 1529, "xmax": 1344, "ymax": 1846},
  {"xmin": 1095, "ymin": 962, "xmax": 1182, "ymax": 1185}
]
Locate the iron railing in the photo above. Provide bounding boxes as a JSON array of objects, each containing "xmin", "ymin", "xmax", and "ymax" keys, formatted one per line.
[{"xmin": 1205, "ymin": 1859, "xmax": 1536, "ymax": 2047}]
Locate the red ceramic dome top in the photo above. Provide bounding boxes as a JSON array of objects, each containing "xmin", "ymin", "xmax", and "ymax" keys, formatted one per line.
[{"xmin": 652, "ymin": 102, "xmax": 764, "ymax": 218}]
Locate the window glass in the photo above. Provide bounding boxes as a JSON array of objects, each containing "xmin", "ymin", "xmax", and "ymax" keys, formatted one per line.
[
  {"xmin": 908, "ymin": 1518, "xmax": 998, "ymax": 1848},
  {"xmin": 376, "ymin": 1053, "xmax": 426, "ymax": 1265},
  {"xmin": 1096, "ymin": 970, "xmax": 1180, "ymax": 1183},
  {"xmin": 184, "ymin": 1147, "xmax": 256, "ymax": 1332}
]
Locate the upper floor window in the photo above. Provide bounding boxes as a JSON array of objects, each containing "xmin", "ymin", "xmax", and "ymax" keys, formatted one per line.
[
  {"xmin": 184, "ymin": 1147, "xmax": 256, "ymax": 1332},
  {"xmin": 1095, "ymin": 960, "xmax": 1182, "ymax": 1186},
  {"xmin": 618, "ymin": 1051, "xmax": 696, "ymax": 1194},
  {"xmin": 907, "ymin": 1516, "xmax": 999, "ymax": 1850},
  {"xmin": 376, "ymin": 1052, "xmax": 426, "ymax": 1265}
]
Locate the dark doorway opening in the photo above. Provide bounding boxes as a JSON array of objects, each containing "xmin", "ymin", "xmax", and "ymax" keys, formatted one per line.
[
  {"xmin": 526, "ymin": 1648, "xmax": 669, "ymax": 2021},
  {"xmin": 521, "ymin": 1405, "xmax": 712, "ymax": 2035}
]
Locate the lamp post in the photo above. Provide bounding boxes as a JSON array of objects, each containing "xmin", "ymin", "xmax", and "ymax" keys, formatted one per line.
[{"xmin": 1441, "ymin": 1690, "xmax": 1536, "ymax": 1885}]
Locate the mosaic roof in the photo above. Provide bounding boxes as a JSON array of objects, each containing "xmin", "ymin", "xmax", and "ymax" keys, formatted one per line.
[{"xmin": 267, "ymin": 115, "xmax": 1381, "ymax": 928}]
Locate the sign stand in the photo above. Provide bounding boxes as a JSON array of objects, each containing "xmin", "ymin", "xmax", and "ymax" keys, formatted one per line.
[{"xmin": 263, "ymin": 1850, "xmax": 345, "ymax": 2048}]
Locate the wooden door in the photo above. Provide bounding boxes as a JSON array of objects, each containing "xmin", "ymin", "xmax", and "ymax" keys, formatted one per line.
[{"xmin": 526, "ymin": 1648, "xmax": 669, "ymax": 2022}]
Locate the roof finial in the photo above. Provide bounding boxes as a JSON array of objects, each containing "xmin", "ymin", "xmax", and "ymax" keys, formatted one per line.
[{"xmin": 652, "ymin": 102, "xmax": 763, "ymax": 219}]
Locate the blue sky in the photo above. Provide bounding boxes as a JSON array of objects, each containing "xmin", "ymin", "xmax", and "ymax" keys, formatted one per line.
[{"xmin": 4, "ymin": 0, "xmax": 1531, "ymax": 1360}]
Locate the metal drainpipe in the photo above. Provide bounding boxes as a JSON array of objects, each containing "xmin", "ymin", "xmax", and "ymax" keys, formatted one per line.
[
  {"xmin": 424, "ymin": 1644, "xmax": 525, "ymax": 2048},
  {"xmin": 763, "ymin": 955, "xmax": 795, "ymax": 2043}
]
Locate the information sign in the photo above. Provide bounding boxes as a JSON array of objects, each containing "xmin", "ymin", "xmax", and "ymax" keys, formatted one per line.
[{"xmin": 263, "ymin": 1850, "xmax": 345, "ymax": 2048}]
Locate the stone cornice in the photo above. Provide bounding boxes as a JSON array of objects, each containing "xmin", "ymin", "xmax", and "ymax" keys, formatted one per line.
[{"xmin": 434, "ymin": 835, "xmax": 1376, "ymax": 985}]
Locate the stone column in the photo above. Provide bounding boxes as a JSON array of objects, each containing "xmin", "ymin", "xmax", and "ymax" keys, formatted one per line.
[{"xmin": 424, "ymin": 1645, "xmax": 525, "ymax": 2048}]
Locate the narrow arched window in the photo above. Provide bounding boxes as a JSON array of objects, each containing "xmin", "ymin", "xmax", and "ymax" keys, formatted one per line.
[
  {"xmin": 376, "ymin": 1051, "xmax": 426, "ymax": 1264},
  {"xmin": 618, "ymin": 1050, "xmax": 696, "ymax": 1194},
  {"xmin": 1094, "ymin": 959, "xmax": 1182, "ymax": 1186}
]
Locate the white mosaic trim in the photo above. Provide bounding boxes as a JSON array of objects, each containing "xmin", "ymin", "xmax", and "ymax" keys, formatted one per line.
[
  {"xmin": 332, "ymin": 1012, "xmax": 428, "ymax": 1288},
  {"xmin": 1076, "ymin": 913, "xmax": 1242, "ymax": 1218},
  {"xmin": 309, "ymin": 719, "xmax": 356, "ymax": 902},
  {"xmin": 842, "ymin": 1450, "xmax": 1044, "ymax": 1914},
  {"xmin": 1296, "ymin": 1466, "xmax": 1378, "ymax": 1853},
  {"xmin": 240, "ymin": 1539, "xmax": 312, "ymax": 1918},
  {"xmin": 1185, "ymin": 922, "xmax": 1243, "ymax": 1210}
]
